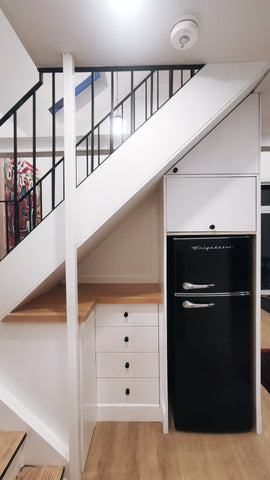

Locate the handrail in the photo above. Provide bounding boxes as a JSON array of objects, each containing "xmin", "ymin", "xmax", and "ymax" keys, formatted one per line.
[{"xmin": 0, "ymin": 72, "xmax": 43, "ymax": 126}]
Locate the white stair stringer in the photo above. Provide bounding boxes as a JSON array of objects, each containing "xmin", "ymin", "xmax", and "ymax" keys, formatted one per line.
[{"xmin": 0, "ymin": 61, "xmax": 269, "ymax": 321}]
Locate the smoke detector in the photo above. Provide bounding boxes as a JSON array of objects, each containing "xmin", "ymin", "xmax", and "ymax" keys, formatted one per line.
[{"xmin": 170, "ymin": 16, "xmax": 199, "ymax": 50}]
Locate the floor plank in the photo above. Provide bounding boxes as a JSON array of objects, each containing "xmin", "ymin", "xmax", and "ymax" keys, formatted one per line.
[
  {"xmin": 0, "ymin": 431, "xmax": 26, "ymax": 478},
  {"xmin": 82, "ymin": 389, "xmax": 270, "ymax": 479},
  {"xmin": 17, "ymin": 466, "xmax": 64, "ymax": 480}
]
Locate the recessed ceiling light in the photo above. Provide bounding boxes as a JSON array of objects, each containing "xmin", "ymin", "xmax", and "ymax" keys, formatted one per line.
[
  {"xmin": 110, "ymin": 0, "xmax": 142, "ymax": 14},
  {"xmin": 170, "ymin": 16, "xmax": 199, "ymax": 50}
]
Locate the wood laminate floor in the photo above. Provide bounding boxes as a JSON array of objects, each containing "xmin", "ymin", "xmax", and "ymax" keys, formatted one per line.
[{"xmin": 82, "ymin": 310, "xmax": 270, "ymax": 480}]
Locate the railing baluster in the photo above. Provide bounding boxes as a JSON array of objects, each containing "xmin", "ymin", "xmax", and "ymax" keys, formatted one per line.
[
  {"xmin": 86, "ymin": 136, "xmax": 89, "ymax": 176},
  {"xmin": 110, "ymin": 71, "xmax": 114, "ymax": 154},
  {"xmin": 13, "ymin": 111, "xmax": 19, "ymax": 247},
  {"xmin": 145, "ymin": 80, "xmax": 148, "ymax": 121},
  {"xmin": 91, "ymin": 70, "xmax": 94, "ymax": 173},
  {"xmin": 98, "ymin": 126, "xmax": 100, "ymax": 166},
  {"xmin": 131, "ymin": 70, "xmax": 135, "ymax": 134},
  {"xmin": 5, "ymin": 201, "xmax": 9, "ymax": 254},
  {"xmin": 157, "ymin": 70, "xmax": 160, "ymax": 110},
  {"xmin": 52, "ymin": 72, "xmax": 56, "ymax": 211},
  {"xmin": 32, "ymin": 91, "xmax": 37, "ymax": 229},
  {"xmin": 169, "ymin": 68, "xmax": 173, "ymax": 98}
]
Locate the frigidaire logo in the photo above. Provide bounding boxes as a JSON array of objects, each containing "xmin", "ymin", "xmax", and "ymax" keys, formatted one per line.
[{"xmin": 191, "ymin": 245, "xmax": 234, "ymax": 251}]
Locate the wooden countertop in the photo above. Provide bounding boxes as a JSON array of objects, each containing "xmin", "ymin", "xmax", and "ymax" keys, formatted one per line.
[{"xmin": 3, "ymin": 284, "xmax": 163, "ymax": 323}]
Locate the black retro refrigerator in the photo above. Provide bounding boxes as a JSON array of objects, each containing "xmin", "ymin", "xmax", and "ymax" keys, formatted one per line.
[{"xmin": 167, "ymin": 235, "xmax": 253, "ymax": 433}]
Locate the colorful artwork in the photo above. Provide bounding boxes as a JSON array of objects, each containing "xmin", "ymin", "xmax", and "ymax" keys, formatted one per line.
[{"xmin": 0, "ymin": 158, "xmax": 41, "ymax": 256}]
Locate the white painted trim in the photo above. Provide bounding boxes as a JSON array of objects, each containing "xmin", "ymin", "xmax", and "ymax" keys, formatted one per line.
[
  {"xmin": 162, "ymin": 177, "xmax": 169, "ymax": 434},
  {"xmin": 0, "ymin": 382, "xmax": 69, "ymax": 460},
  {"xmin": 96, "ymin": 404, "xmax": 162, "ymax": 422},
  {"xmin": 63, "ymin": 52, "xmax": 81, "ymax": 478},
  {"xmin": 255, "ymin": 95, "xmax": 262, "ymax": 434}
]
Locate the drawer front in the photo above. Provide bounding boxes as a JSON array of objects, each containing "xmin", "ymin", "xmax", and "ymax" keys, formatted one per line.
[
  {"xmin": 166, "ymin": 176, "xmax": 256, "ymax": 232},
  {"xmin": 97, "ymin": 378, "xmax": 159, "ymax": 404},
  {"xmin": 95, "ymin": 304, "xmax": 158, "ymax": 326},
  {"xmin": 96, "ymin": 352, "xmax": 159, "ymax": 378},
  {"xmin": 96, "ymin": 326, "xmax": 158, "ymax": 352}
]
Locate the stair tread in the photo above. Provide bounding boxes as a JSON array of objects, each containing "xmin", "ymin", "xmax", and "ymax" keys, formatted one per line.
[
  {"xmin": 0, "ymin": 431, "xmax": 26, "ymax": 479},
  {"xmin": 17, "ymin": 466, "xmax": 64, "ymax": 480}
]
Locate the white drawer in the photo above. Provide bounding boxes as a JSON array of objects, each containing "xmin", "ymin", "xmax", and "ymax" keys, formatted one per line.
[
  {"xmin": 96, "ymin": 352, "xmax": 159, "ymax": 378},
  {"xmin": 97, "ymin": 378, "xmax": 159, "ymax": 404},
  {"xmin": 95, "ymin": 303, "xmax": 158, "ymax": 326},
  {"xmin": 96, "ymin": 326, "xmax": 158, "ymax": 352}
]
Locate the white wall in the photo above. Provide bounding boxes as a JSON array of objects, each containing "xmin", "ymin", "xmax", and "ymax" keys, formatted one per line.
[
  {"xmin": 0, "ymin": 322, "xmax": 69, "ymax": 444},
  {"xmin": 0, "ymin": 9, "xmax": 38, "ymax": 115},
  {"xmin": 78, "ymin": 190, "xmax": 160, "ymax": 283}
]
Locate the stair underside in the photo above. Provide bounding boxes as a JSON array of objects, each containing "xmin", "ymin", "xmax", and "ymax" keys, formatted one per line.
[
  {"xmin": 0, "ymin": 431, "xmax": 26, "ymax": 479},
  {"xmin": 17, "ymin": 466, "xmax": 64, "ymax": 480}
]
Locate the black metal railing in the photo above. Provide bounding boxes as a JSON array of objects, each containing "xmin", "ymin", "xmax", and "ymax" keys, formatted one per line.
[
  {"xmin": 75, "ymin": 65, "xmax": 203, "ymax": 186},
  {"xmin": 0, "ymin": 65, "xmax": 204, "ymax": 261}
]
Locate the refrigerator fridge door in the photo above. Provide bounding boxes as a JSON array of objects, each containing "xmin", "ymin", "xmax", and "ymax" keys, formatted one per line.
[
  {"xmin": 167, "ymin": 236, "xmax": 253, "ymax": 295},
  {"xmin": 169, "ymin": 294, "xmax": 253, "ymax": 433}
]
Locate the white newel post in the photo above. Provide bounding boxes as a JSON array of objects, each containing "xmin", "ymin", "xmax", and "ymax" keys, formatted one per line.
[{"xmin": 63, "ymin": 52, "xmax": 81, "ymax": 479}]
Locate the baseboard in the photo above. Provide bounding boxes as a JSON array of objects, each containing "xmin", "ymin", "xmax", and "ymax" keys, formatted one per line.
[{"xmin": 97, "ymin": 404, "xmax": 162, "ymax": 422}]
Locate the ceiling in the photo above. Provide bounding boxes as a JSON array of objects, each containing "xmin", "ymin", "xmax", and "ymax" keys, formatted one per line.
[{"xmin": 1, "ymin": 0, "xmax": 270, "ymax": 139}]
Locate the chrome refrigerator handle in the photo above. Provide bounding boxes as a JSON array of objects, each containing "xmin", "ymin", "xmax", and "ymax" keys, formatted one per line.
[
  {"xmin": 182, "ymin": 300, "xmax": 215, "ymax": 309},
  {"xmin": 182, "ymin": 282, "xmax": 215, "ymax": 290}
]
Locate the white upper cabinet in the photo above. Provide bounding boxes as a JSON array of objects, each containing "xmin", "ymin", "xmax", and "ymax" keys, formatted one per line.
[
  {"xmin": 167, "ymin": 94, "xmax": 260, "ymax": 175},
  {"xmin": 166, "ymin": 176, "xmax": 256, "ymax": 232}
]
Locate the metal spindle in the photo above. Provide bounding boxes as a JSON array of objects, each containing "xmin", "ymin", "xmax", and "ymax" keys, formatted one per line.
[
  {"xmin": 181, "ymin": 69, "xmax": 183, "ymax": 88},
  {"xmin": 13, "ymin": 111, "xmax": 19, "ymax": 247},
  {"xmin": 52, "ymin": 72, "xmax": 56, "ymax": 210},
  {"xmin": 28, "ymin": 192, "xmax": 32, "ymax": 232},
  {"xmin": 131, "ymin": 71, "xmax": 135, "ymax": 134},
  {"xmin": 98, "ymin": 126, "xmax": 100, "ymax": 166},
  {"xmin": 150, "ymin": 71, "xmax": 153, "ymax": 116},
  {"xmin": 5, "ymin": 201, "xmax": 9, "ymax": 254},
  {"xmin": 32, "ymin": 92, "xmax": 37, "ymax": 229},
  {"xmin": 145, "ymin": 80, "xmax": 148, "ymax": 121},
  {"xmin": 169, "ymin": 68, "xmax": 173, "ymax": 98},
  {"xmin": 86, "ymin": 136, "xmax": 89, "ymax": 177},
  {"xmin": 110, "ymin": 71, "xmax": 114, "ymax": 154},
  {"xmin": 157, "ymin": 70, "xmax": 160, "ymax": 110},
  {"xmin": 91, "ymin": 71, "xmax": 94, "ymax": 173}
]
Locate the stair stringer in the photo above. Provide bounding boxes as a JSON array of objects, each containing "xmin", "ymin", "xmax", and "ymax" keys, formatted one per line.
[{"xmin": 0, "ymin": 61, "xmax": 269, "ymax": 321}]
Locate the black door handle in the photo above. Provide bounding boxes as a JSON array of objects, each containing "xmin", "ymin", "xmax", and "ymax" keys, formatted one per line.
[
  {"xmin": 125, "ymin": 362, "xmax": 130, "ymax": 369},
  {"xmin": 125, "ymin": 388, "xmax": 130, "ymax": 395}
]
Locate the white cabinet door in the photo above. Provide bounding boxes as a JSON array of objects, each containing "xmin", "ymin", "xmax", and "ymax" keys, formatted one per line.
[{"xmin": 166, "ymin": 176, "xmax": 256, "ymax": 232}]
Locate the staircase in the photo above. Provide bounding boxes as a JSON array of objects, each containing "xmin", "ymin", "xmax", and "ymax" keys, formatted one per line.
[
  {"xmin": 0, "ymin": 432, "xmax": 64, "ymax": 480},
  {"xmin": 0, "ymin": 61, "xmax": 269, "ymax": 321}
]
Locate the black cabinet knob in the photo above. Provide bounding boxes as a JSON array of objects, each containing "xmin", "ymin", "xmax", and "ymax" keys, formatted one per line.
[
  {"xmin": 124, "ymin": 312, "xmax": 128, "ymax": 318},
  {"xmin": 124, "ymin": 336, "xmax": 129, "ymax": 342},
  {"xmin": 173, "ymin": 167, "xmax": 178, "ymax": 173},
  {"xmin": 125, "ymin": 362, "xmax": 130, "ymax": 369},
  {"xmin": 209, "ymin": 224, "xmax": 215, "ymax": 230},
  {"xmin": 125, "ymin": 388, "xmax": 130, "ymax": 395}
]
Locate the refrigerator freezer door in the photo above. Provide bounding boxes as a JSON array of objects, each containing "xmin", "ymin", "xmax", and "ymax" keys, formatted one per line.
[
  {"xmin": 167, "ymin": 235, "xmax": 253, "ymax": 294},
  {"xmin": 169, "ymin": 295, "xmax": 253, "ymax": 433}
]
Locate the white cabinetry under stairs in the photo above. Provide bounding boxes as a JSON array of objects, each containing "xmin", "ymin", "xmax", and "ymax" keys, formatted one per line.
[{"xmin": 95, "ymin": 303, "xmax": 162, "ymax": 421}]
